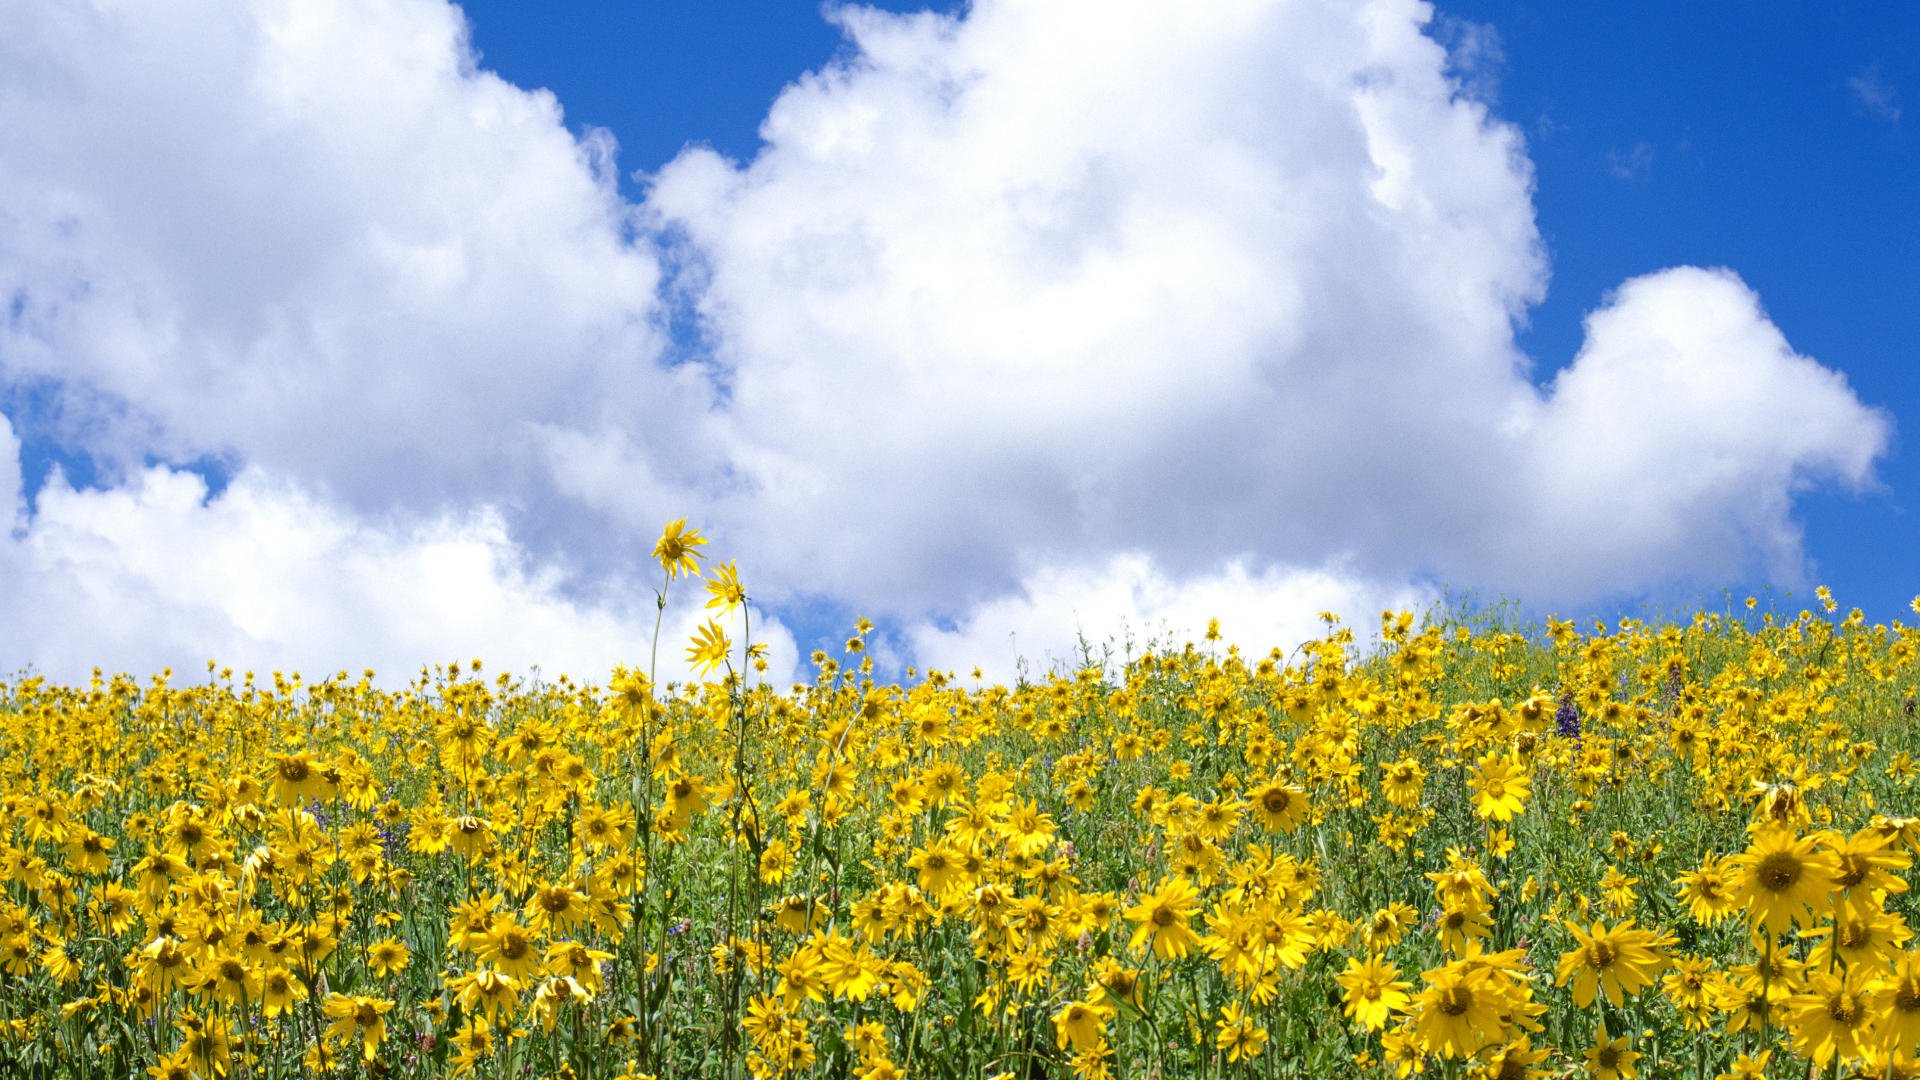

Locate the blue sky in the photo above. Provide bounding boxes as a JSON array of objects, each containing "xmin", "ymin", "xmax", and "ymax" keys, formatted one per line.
[{"xmin": 0, "ymin": 0, "xmax": 1912, "ymax": 682}]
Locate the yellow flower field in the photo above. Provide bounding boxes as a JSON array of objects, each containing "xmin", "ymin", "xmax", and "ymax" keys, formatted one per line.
[{"xmin": 1, "ymin": 525, "xmax": 1918, "ymax": 1079}]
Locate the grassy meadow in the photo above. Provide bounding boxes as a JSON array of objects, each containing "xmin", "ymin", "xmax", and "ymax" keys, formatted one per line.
[{"xmin": 1, "ymin": 523, "xmax": 1918, "ymax": 1079}]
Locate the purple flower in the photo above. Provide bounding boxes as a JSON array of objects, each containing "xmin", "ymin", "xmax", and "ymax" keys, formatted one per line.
[{"xmin": 1554, "ymin": 692, "xmax": 1581, "ymax": 743}]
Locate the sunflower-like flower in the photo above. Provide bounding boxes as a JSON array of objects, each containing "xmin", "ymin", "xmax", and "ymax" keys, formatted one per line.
[
  {"xmin": 1785, "ymin": 969, "xmax": 1875, "ymax": 1068},
  {"xmin": 1468, "ymin": 753, "xmax": 1530, "ymax": 822},
  {"xmin": 1125, "ymin": 876, "xmax": 1202, "ymax": 960},
  {"xmin": 1729, "ymin": 827, "xmax": 1840, "ymax": 937},
  {"xmin": 1214, "ymin": 1001, "xmax": 1268, "ymax": 1063},
  {"xmin": 1051, "ymin": 998, "xmax": 1113, "ymax": 1054},
  {"xmin": 1674, "ymin": 852, "xmax": 1739, "ymax": 925},
  {"xmin": 1869, "ymin": 951, "xmax": 1920, "ymax": 1057},
  {"xmin": 652, "ymin": 518, "xmax": 708, "ymax": 580},
  {"xmin": 1336, "ymin": 953, "xmax": 1412, "ymax": 1031},
  {"xmin": 685, "ymin": 620, "xmax": 732, "ymax": 678},
  {"xmin": 1247, "ymin": 780, "xmax": 1310, "ymax": 833},
  {"xmin": 1555, "ymin": 918, "xmax": 1674, "ymax": 1008},
  {"xmin": 320, "ymin": 993, "xmax": 392, "ymax": 1063},
  {"xmin": 1584, "ymin": 1025, "xmax": 1641, "ymax": 1080},
  {"xmin": 1410, "ymin": 960, "xmax": 1510, "ymax": 1059}
]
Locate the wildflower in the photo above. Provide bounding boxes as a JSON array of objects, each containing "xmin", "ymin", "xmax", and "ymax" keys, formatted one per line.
[
  {"xmin": 1052, "ymin": 998, "xmax": 1113, "ymax": 1053},
  {"xmin": 321, "ymin": 993, "xmax": 392, "ymax": 1062},
  {"xmin": 1411, "ymin": 961, "xmax": 1507, "ymax": 1058},
  {"xmin": 1000, "ymin": 800, "xmax": 1058, "ymax": 859},
  {"xmin": 1556, "ymin": 919, "xmax": 1674, "ymax": 1008},
  {"xmin": 1089, "ymin": 959, "xmax": 1142, "ymax": 1008},
  {"xmin": 1785, "ymin": 969, "xmax": 1875, "ymax": 1068},
  {"xmin": 1362, "ymin": 902, "xmax": 1421, "ymax": 950},
  {"xmin": 1874, "ymin": 951, "xmax": 1920, "ymax": 1055},
  {"xmin": 449, "ymin": 968, "xmax": 520, "ymax": 1025},
  {"xmin": 1125, "ymin": 877, "xmax": 1202, "ymax": 960},
  {"xmin": 1436, "ymin": 900, "xmax": 1493, "ymax": 956},
  {"xmin": 1583, "ymin": 1026, "xmax": 1640, "ymax": 1080},
  {"xmin": 1829, "ymin": 826, "xmax": 1912, "ymax": 911},
  {"xmin": 1468, "ymin": 753, "xmax": 1529, "ymax": 822},
  {"xmin": 653, "ymin": 518, "xmax": 707, "ymax": 579},
  {"xmin": 664, "ymin": 773, "xmax": 711, "ymax": 828},
  {"xmin": 1730, "ymin": 827, "xmax": 1840, "ymax": 936},
  {"xmin": 477, "ymin": 918, "xmax": 542, "ymax": 980},
  {"xmin": 194, "ymin": 951, "xmax": 259, "ymax": 1008},
  {"xmin": 365, "ymin": 937, "xmax": 410, "ymax": 977},
  {"xmin": 1480, "ymin": 1035, "xmax": 1551, "ymax": 1080},
  {"xmin": 1214, "ymin": 1001, "xmax": 1268, "ymax": 1062},
  {"xmin": 1673, "ymin": 853, "xmax": 1738, "ymax": 925},
  {"xmin": 259, "ymin": 966, "xmax": 305, "ymax": 1018},
  {"xmin": 1247, "ymin": 780, "xmax": 1310, "ymax": 832},
  {"xmin": 1337, "ymin": 954, "xmax": 1412, "ymax": 1031},
  {"xmin": 448, "ymin": 1020, "xmax": 498, "ymax": 1076},
  {"xmin": 705, "ymin": 560, "xmax": 746, "ymax": 612},
  {"xmin": 1713, "ymin": 1050, "xmax": 1771, "ymax": 1080},
  {"xmin": 525, "ymin": 883, "xmax": 589, "ymax": 936},
  {"xmin": 148, "ymin": 1046, "xmax": 196, "ymax": 1080}
]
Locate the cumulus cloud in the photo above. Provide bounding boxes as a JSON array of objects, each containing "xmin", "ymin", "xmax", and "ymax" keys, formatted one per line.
[
  {"xmin": 0, "ymin": 0, "xmax": 1894, "ymax": 682},
  {"xmin": 0, "ymin": 415, "xmax": 797, "ymax": 685},
  {"xmin": 1509, "ymin": 266, "xmax": 1888, "ymax": 598},
  {"xmin": 648, "ymin": 0, "xmax": 1887, "ymax": 667},
  {"xmin": 907, "ymin": 553, "xmax": 1435, "ymax": 679},
  {"xmin": 0, "ymin": 0, "xmax": 712, "ymax": 519},
  {"xmin": 651, "ymin": 0, "xmax": 1548, "ymax": 615}
]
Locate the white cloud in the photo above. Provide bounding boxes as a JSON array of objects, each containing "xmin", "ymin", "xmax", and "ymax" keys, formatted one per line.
[
  {"xmin": 0, "ymin": 418, "xmax": 797, "ymax": 685},
  {"xmin": 1849, "ymin": 66, "xmax": 1901, "ymax": 123},
  {"xmin": 1508, "ymin": 266, "xmax": 1889, "ymax": 599},
  {"xmin": 1605, "ymin": 140, "xmax": 1654, "ymax": 181},
  {"xmin": 907, "ymin": 552, "xmax": 1434, "ymax": 682},
  {"xmin": 649, "ymin": 0, "xmax": 1886, "ymax": 630},
  {"xmin": 0, "ymin": 0, "xmax": 710, "ymax": 512},
  {"xmin": 0, "ymin": 0, "xmax": 1894, "ymax": 683},
  {"xmin": 651, "ymin": 0, "xmax": 1548, "ymax": 615}
]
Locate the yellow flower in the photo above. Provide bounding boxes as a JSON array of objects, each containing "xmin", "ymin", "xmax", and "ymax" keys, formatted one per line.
[
  {"xmin": 1481, "ymin": 1035, "xmax": 1551, "ymax": 1080},
  {"xmin": 1052, "ymin": 998, "xmax": 1113, "ymax": 1053},
  {"xmin": 449, "ymin": 967, "xmax": 521, "ymax": 1025},
  {"xmin": 1125, "ymin": 877, "xmax": 1202, "ymax": 960},
  {"xmin": 1468, "ymin": 753, "xmax": 1529, "ymax": 822},
  {"xmin": 1713, "ymin": 1050, "xmax": 1770, "ymax": 1080},
  {"xmin": 705, "ymin": 561, "xmax": 746, "ymax": 612},
  {"xmin": 1214, "ymin": 1001, "xmax": 1268, "ymax": 1062},
  {"xmin": 259, "ymin": 966, "xmax": 306, "ymax": 1018},
  {"xmin": 1555, "ymin": 919, "xmax": 1673, "ymax": 1008},
  {"xmin": 1410, "ymin": 961, "xmax": 1506, "ymax": 1059},
  {"xmin": 1785, "ymin": 969, "xmax": 1874, "ymax": 1068},
  {"xmin": 365, "ymin": 937, "xmax": 410, "ymax": 978},
  {"xmin": 664, "ymin": 773, "xmax": 711, "ymax": 828},
  {"xmin": 1673, "ymin": 853, "xmax": 1738, "ymax": 925},
  {"xmin": 1730, "ymin": 827, "xmax": 1840, "ymax": 937},
  {"xmin": 685, "ymin": 619, "xmax": 732, "ymax": 677},
  {"xmin": 1436, "ymin": 900, "xmax": 1493, "ymax": 956},
  {"xmin": 1583, "ymin": 1026, "xmax": 1640, "ymax": 1080},
  {"xmin": 1874, "ymin": 951, "xmax": 1920, "ymax": 1056},
  {"xmin": 477, "ymin": 918, "xmax": 543, "ymax": 980},
  {"xmin": 1361, "ymin": 902, "xmax": 1421, "ymax": 950},
  {"xmin": 653, "ymin": 518, "xmax": 707, "ymax": 579},
  {"xmin": 320, "ymin": 993, "xmax": 392, "ymax": 1062},
  {"xmin": 1248, "ymin": 780, "xmax": 1310, "ymax": 833},
  {"xmin": 1088, "ymin": 959, "xmax": 1141, "ymax": 1008},
  {"xmin": 526, "ymin": 883, "xmax": 590, "ymax": 936},
  {"xmin": 1336, "ymin": 954, "xmax": 1412, "ymax": 1031}
]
